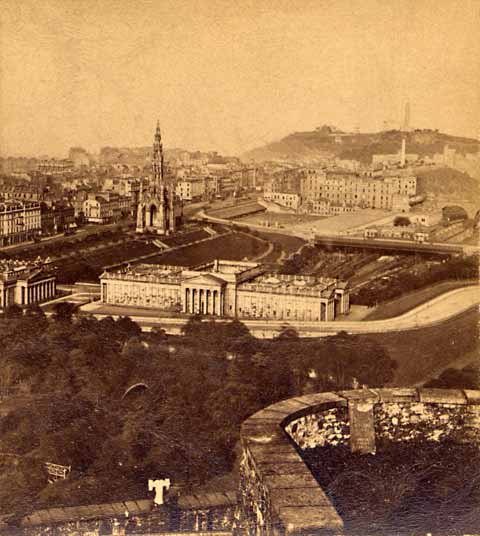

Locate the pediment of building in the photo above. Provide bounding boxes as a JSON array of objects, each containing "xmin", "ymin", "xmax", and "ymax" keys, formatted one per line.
[
  {"xmin": 182, "ymin": 274, "xmax": 226, "ymax": 287},
  {"xmin": 320, "ymin": 288, "xmax": 336, "ymax": 300},
  {"xmin": 18, "ymin": 269, "xmax": 50, "ymax": 283}
]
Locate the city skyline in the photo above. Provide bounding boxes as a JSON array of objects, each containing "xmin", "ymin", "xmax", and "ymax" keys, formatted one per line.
[{"xmin": 1, "ymin": 0, "xmax": 479, "ymax": 158}]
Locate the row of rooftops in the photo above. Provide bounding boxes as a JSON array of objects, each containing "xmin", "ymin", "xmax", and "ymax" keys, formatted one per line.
[
  {"xmin": 0, "ymin": 258, "xmax": 51, "ymax": 269},
  {"xmin": 309, "ymin": 176, "xmax": 416, "ymax": 188},
  {"xmin": 0, "ymin": 259, "xmax": 51, "ymax": 282},
  {"xmin": 85, "ymin": 192, "xmax": 131, "ymax": 203},
  {"xmin": 0, "ymin": 185, "xmax": 43, "ymax": 193},
  {"xmin": 102, "ymin": 261, "xmax": 348, "ymax": 296},
  {"xmin": 105, "ymin": 263, "xmax": 185, "ymax": 284},
  {"xmin": 237, "ymin": 273, "xmax": 347, "ymax": 298},
  {"xmin": 0, "ymin": 199, "xmax": 40, "ymax": 211}
]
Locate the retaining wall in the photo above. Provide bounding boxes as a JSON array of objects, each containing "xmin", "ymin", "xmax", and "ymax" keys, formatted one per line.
[{"xmin": 238, "ymin": 388, "xmax": 480, "ymax": 535}]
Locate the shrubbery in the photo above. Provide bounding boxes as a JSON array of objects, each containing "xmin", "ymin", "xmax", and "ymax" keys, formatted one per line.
[
  {"xmin": 351, "ymin": 255, "xmax": 479, "ymax": 307},
  {"xmin": 0, "ymin": 314, "xmax": 396, "ymax": 516}
]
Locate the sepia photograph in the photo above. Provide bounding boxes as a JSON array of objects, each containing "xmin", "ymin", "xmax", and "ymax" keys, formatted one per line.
[{"xmin": 0, "ymin": 0, "xmax": 479, "ymax": 534}]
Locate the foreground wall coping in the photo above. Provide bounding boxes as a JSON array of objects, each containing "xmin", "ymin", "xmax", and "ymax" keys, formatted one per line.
[{"xmin": 240, "ymin": 388, "xmax": 480, "ymax": 535}]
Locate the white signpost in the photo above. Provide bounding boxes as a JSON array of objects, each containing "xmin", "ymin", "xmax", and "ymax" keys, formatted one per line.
[{"xmin": 148, "ymin": 478, "xmax": 171, "ymax": 505}]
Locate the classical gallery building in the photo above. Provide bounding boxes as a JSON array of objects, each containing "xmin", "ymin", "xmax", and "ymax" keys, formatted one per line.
[
  {"xmin": 0, "ymin": 260, "xmax": 56, "ymax": 308},
  {"xmin": 100, "ymin": 260, "xmax": 349, "ymax": 322}
]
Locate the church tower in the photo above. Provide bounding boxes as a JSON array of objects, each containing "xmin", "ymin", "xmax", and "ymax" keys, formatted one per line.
[{"xmin": 136, "ymin": 122, "xmax": 183, "ymax": 235}]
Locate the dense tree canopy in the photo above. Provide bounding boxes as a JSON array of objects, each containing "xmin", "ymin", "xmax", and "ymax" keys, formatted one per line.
[{"xmin": 0, "ymin": 311, "xmax": 396, "ymax": 517}]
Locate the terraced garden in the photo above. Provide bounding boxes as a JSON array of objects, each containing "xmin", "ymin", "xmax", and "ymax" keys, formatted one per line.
[
  {"xmin": 53, "ymin": 240, "xmax": 161, "ymax": 283},
  {"xmin": 160, "ymin": 229, "xmax": 211, "ymax": 247},
  {"xmin": 146, "ymin": 232, "xmax": 269, "ymax": 267}
]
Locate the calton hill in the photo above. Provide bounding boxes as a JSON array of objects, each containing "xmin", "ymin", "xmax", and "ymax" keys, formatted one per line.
[
  {"xmin": 241, "ymin": 126, "xmax": 480, "ymax": 164},
  {"xmin": 0, "ymin": 300, "xmax": 479, "ymax": 521}
]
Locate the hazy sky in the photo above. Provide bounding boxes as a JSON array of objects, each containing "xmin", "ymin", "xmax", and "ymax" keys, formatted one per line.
[{"xmin": 1, "ymin": 0, "xmax": 479, "ymax": 157}]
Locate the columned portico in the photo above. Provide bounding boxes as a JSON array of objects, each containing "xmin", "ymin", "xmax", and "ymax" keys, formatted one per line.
[
  {"xmin": 320, "ymin": 298, "xmax": 336, "ymax": 321},
  {"xmin": 184, "ymin": 286, "xmax": 224, "ymax": 315},
  {"xmin": 181, "ymin": 274, "xmax": 226, "ymax": 316},
  {"xmin": 21, "ymin": 278, "xmax": 56, "ymax": 305},
  {"xmin": 1, "ymin": 261, "xmax": 56, "ymax": 308}
]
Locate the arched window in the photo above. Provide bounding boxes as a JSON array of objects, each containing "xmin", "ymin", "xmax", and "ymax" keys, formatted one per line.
[{"xmin": 149, "ymin": 204, "xmax": 157, "ymax": 226}]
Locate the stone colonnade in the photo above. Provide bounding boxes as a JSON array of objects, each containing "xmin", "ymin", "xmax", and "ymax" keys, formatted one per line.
[
  {"xmin": 184, "ymin": 286, "xmax": 224, "ymax": 315},
  {"xmin": 1, "ymin": 278, "xmax": 56, "ymax": 308},
  {"xmin": 320, "ymin": 298, "xmax": 335, "ymax": 321},
  {"xmin": 22, "ymin": 279, "xmax": 56, "ymax": 305}
]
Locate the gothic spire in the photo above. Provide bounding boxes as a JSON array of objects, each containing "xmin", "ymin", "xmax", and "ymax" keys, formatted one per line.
[{"xmin": 152, "ymin": 120, "xmax": 164, "ymax": 190}]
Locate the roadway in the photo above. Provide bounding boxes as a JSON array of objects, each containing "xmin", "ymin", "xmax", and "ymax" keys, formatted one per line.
[
  {"xmin": 1, "ymin": 220, "xmax": 133, "ymax": 256},
  {"xmin": 77, "ymin": 285, "xmax": 479, "ymax": 338}
]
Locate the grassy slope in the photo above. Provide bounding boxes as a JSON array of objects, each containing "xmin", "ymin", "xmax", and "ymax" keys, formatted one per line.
[
  {"xmin": 148, "ymin": 232, "xmax": 269, "ymax": 266},
  {"xmin": 357, "ymin": 307, "xmax": 479, "ymax": 386},
  {"xmin": 256, "ymin": 231, "xmax": 305, "ymax": 255},
  {"xmin": 416, "ymin": 167, "xmax": 479, "ymax": 198},
  {"xmin": 364, "ymin": 280, "xmax": 478, "ymax": 320}
]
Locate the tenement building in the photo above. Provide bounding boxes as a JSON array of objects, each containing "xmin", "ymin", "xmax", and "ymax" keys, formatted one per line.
[
  {"xmin": 100, "ymin": 260, "xmax": 349, "ymax": 321},
  {"xmin": 83, "ymin": 192, "xmax": 131, "ymax": 224},
  {"xmin": 0, "ymin": 199, "xmax": 41, "ymax": 246},
  {"xmin": 300, "ymin": 171, "xmax": 417, "ymax": 213},
  {"xmin": 0, "ymin": 260, "xmax": 56, "ymax": 308},
  {"xmin": 136, "ymin": 122, "xmax": 183, "ymax": 235},
  {"xmin": 263, "ymin": 168, "xmax": 418, "ymax": 215}
]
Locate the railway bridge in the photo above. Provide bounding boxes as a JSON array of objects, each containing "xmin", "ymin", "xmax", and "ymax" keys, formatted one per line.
[{"xmin": 313, "ymin": 235, "xmax": 469, "ymax": 256}]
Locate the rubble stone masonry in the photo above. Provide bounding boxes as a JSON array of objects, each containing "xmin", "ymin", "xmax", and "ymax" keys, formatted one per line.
[{"xmin": 237, "ymin": 388, "xmax": 480, "ymax": 535}]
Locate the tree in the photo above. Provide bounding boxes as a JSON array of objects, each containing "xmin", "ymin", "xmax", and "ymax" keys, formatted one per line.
[
  {"xmin": 148, "ymin": 325, "xmax": 167, "ymax": 342},
  {"xmin": 115, "ymin": 316, "xmax": 142, "ymax": 340},
  {"xmin": 4, "ymin": 304, "xmax": 23, "ymax": 318},
  {"xmin": 394, "ymin": 216, "xmax": 411, "ymax": 226},
  {"xmin": 52, "ymin": 301, "xmax": 78, "ymax": 322},
  {"xmin": 24, "ymin": 303, "xmax": 46, "ymax": 318},
  {"xmin": 425, "ymin": 365, "xmax": 479, "ymax": 390},
  {"xmin": 181, "ymin": 314, "xmax": 204, "ymax": 338},
  {"xmin": 275, "ymin": 324, "xmax": 300, "ymax": 340}
]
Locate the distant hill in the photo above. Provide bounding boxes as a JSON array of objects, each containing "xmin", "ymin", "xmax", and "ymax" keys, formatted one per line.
[
  {"xmin": 241, "ymin": 127, "xmax": 479, "ymax": 164},
  {"xmin": 416, "ymin": 167, "xmax": 480, "ymax": 202}
]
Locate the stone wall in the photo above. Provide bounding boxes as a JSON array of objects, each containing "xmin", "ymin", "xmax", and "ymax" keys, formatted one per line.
[
  {"xmin": 284, "ymin": 406, "xmax": 349, "ymax": 449},
  {"xmin": 0, "ymin": 495, "xmax": 236, "ymax": 536},
  {"xmin": 238, "ymin": 388, "xmax": 480, "ymax": 535}
]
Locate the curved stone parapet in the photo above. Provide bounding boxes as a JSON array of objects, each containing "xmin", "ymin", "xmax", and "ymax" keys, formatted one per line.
[{"xmin": 238, "ymin": 388, "xmax": 480, "ymax": 535}]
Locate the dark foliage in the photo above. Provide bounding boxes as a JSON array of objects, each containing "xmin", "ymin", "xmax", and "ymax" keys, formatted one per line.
[
  {"xmin": 425, "ymin": 364, "xmax": 480, "ymax": 390},
  {"xmin": 303, "ymin": 439, "xmax": 480, "ymax": 534},
  {"xmin": 352, "ymin": 255, "xmax": 479, "ymax": 307},
  {"xmin": 0, "ymin": 314, "xmax": 395, "ymax": 515}
]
